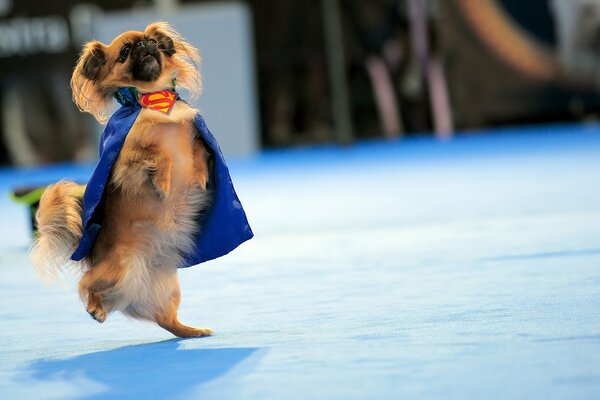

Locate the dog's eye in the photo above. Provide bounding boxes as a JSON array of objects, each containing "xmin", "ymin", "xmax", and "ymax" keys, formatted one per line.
[{"xmin": 118, "ymin": 45, "xmax": 131, "ymax": 63}]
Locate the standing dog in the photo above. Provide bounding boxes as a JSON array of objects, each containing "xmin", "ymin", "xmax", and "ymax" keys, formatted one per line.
[{"xmin": 30, "ymin": 23, "xmax": 249, "ymax": 337}]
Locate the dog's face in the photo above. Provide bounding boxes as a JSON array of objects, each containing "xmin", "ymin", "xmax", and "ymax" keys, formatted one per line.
[
  {"xmin": 71, "ymin": 23, "xmax": 201, "ymax": 122},
  {"xmin": 83, "ymin": 28, "xmax": 174, "ymax": 85}
]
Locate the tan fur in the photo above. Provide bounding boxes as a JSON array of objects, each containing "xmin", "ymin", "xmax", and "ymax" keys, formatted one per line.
[{"xmin": 32, "ymin": 23, "xmax": 213, "ymax": 337}]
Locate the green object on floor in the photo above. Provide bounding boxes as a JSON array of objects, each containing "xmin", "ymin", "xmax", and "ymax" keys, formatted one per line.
[{"xmin": 10, "ymin": 185, "xmax": 47, "ymax": 234}]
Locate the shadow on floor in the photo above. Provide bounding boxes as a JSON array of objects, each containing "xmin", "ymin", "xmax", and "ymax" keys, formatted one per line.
[
  {"xmin": 481, "ymin": 248, "xmax": 600, "ymax": 262},
  {"xmin": 26, "ymin": 339, "xmax": 260, "ymax": 399}
]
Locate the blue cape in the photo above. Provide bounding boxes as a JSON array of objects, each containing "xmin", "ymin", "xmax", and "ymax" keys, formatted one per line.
[{"xmin": 71, "ymin": 88, "xmax": 253, "ymax": 267}]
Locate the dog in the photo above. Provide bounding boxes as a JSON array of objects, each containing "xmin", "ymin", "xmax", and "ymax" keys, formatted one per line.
[{"xmin": 31, "ymin": 23, "xmax": 229, "ymax": 338}]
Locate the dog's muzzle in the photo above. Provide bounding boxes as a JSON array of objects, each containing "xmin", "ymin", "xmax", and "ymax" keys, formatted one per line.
[{"xmin": 131, "ymin": 40, "xmax": 162, "ymax": 81}]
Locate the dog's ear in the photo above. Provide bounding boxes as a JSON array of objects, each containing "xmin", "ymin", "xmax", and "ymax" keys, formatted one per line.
[
  {"xmin": 79, "ymin": 41, "xmax": 107, "ymax": 81},
  {"xmin": 146, "ymin": 24, "xmax": 176, "ymax": 57},
  {"xmin": 71, "ymin": 40, "xmax": 111, "ymax": 123},
  {"xmin": 144, "ymin": 22, "xmax": 202, "ymax": 99}
]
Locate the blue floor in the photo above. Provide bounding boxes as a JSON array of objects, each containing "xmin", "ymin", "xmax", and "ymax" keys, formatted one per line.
[{"xmin": 1, "ymin": 123, "xmax": 600, "ymax": 399}]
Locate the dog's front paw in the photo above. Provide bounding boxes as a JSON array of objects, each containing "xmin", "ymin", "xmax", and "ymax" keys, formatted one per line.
[
  {"xmin": 148, "ymin": 175, "xmax": 168, "ymax": 200},
  {"xmin": 191, "ymin": 174, "xmax": 208, "ymax": 191}
]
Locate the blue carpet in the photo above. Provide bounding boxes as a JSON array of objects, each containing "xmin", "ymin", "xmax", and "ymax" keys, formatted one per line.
[{"xmin": 1, "ymin": 123, "xmax": 600, "ymax": 399}]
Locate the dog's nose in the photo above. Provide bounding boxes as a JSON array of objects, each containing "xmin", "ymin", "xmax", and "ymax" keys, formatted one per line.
[{"xmin": 137, "ymin": 40, "xmax": 157, "ymax": 51}]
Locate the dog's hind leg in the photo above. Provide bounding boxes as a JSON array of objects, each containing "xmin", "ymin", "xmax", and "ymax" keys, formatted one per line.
[
  {"xmin": 86, "ymin": 291, "xmax": 106, "ymax": 323},
  {"xmin": 78, "ymin": 261, "xmax": 122, "ymax": 323},
  {"xmin": 153, "ymin": 278, "xmax": 213, "ymax": 338}
]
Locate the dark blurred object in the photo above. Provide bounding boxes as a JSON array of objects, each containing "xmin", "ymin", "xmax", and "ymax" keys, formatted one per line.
[
  {"xmin": 346, "ymin": 0, "xmax": 404, "ymax": 138},
  {"xmin": 247, "ymin": 0, "xmax": 332, "ymax": 147},
  {"xmin": 552, "ymin": 0, "xmax": 600, "ymax": 85},
  {"xmin": 4, "ymin": 0, "xmax": 600, "ymax": 160},
  {"xmin": 2, "ymin": 75, "xmax": 94, "ymax": 165},
  {"xmin": 244, "ymin": 0, "xmax": 455, "ymax": 142},
  {"xmin": 0, "ymin": 109, "xmax": 9, "ymax": 164},
  {"xmin": 10, "ymin": 185, "xmax": 46, "ymax": 234},
  {"xmin": 0, "ymin": 0, "xmax": 140, "ymax": 166},
  {"xmin": 182, "ymin": 0, "xmax": 333, "ymax": 147},
  {"xmin": 345, "ymin": 0, "xmax": 455, "ymax": 139},
  {"xmin": 405, "ymin": 0, "xmax": 453, "ymax": 138},
  {"xmin": 441, "ymin": 0, "xmax": 600, "ymax": 129}
]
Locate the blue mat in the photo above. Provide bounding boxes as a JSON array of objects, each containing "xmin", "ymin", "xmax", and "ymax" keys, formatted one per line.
[{"xmin": 1, "ymin": 123, "xmax": 600, "ymax": 399}]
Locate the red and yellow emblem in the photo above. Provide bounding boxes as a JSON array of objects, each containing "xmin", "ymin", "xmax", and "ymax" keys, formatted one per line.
[{"xmin": 138, "ymin": 90, "xmax": 177, "ymax": 114}]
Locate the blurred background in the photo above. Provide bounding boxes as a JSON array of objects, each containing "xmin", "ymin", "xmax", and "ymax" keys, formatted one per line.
[
  {"xmin": 3, "ymin": 3, "xmax": 600, "ymax": 397},
  {"xmin": 2, "ymin": 0, "xmax": 600, "ymax": 164}
]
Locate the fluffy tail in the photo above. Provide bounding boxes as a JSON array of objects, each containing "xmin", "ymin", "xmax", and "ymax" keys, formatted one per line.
[{"xmin": 30, "ymin": 181, "xmax": 87, "ymax": 280}]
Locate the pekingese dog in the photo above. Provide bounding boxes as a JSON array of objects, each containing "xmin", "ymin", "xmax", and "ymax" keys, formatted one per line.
[{"xmin": 31, "ymin": 23, "xmax": 217, "ymax": 337}]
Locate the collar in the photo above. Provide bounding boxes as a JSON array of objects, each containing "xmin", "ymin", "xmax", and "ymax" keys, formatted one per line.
[{"xmin": 114, "ymin": 86, "xmax": 179, "ymax": 115}]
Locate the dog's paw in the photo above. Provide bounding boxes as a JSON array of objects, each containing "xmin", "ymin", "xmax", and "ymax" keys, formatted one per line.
[
  {"xmin": 192, "ymin": 327, "xmax": 213, "ymax": 337},
  {"xmin": 87, "ymin": 307, "xmax": 106, "ymax": 323},
  {"xmin": 191, "ymin": 174, "xmax": 208, "ymax": 191},
  {"xmin": 148, "ymin": 176, "xmax": 167, "ymax": 200}
]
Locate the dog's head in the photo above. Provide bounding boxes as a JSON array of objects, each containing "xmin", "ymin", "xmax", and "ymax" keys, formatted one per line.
[{"xmin": 71, "ymin": 22, "xmax": 201, "ymax": 122}]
